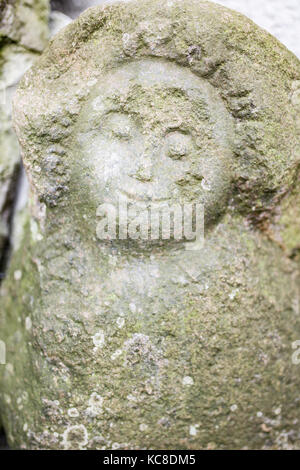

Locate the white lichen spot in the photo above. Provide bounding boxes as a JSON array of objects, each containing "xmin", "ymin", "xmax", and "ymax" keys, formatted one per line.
[
  {"xmin": 116, "ymin": 316, "xmax": 125, "ymax": 329},
  {"xmin": 229, "ymin": 289, "xmax": 238, "ymax": 300},
  {"xmin": 25, "ymin": 316, "xmax": 32, "ymax": 331},
  {"xmin": 87, "ymin": 78, "xmax": 97, "ymax": 88},
  {"xmin": 111, "ymin": 349, "xmax": 123, "ymax": 361},
  {"xmin": 123, "ymin": 333, "xmax": 161, "ymax": 367},
  {"xmin": 274, "ymin": 407, "xmax": 282, "ymax": 416},
  {"xmin": 23, "ymin": 423, "xmax": 28, "ymax": 432},
  {"xmin": 257, "ymin": 411, "xmax": 263, "ymax": 418},
  {"xmin": 30, "ymin": 219, "xmax": 43, "ymax": 242},
  {"xmin": 92, "ymin": 330, "xmax": 105, "ymax": 352},
  {"xmin": 86, "ymin": 392, "xmax": 103, "ymax": 417},
  {"xmin": 92, "ymin": 96, "xmax": 105, "ymax": 113},
  {"xmin": 112, "ymin": 442, "xmax": 121, "ymax": 450},
  {"xmin": 189, "ymin": 424, "xmax": 199, "ymax": 436},
  {"xmin": 68, "ymin": 407, "xmax": 80, "ymax": 418},
  {"xmin": 230, "ymin": 404, "xmax": 238, "ymax": 412},
  {"xmin": 201, "ymin": 179, "xmax": 211, "ymax": 191},
  {"xmin": 14, "ymin": 270, "xmax": 22, "ymax": 281},
  {"xmin": 129, "ymin": 303, "xmax": 137, "ymax": 314},
  {"xmin": 182, "ymin": 376, "xmax": 194, "ymax": 386},
  {"xmin": 5, "ymin": 363, "xmax": 14, "ymax": 375},
  {"xmin": 62, "ymin": 425, "xmax": 88, "ymax": 450},
  {"xmin": 122, "ymin": 32, "xmax": 138, "ymax": 56},
  {"xmin": 292, "ymin": 297, "xmax": 299, "ymax": 315},
  {"xmin": 4, "ymin": 394, "xmax": 11, "ymax": 404},
  {"xmin": 127, "ymin": 394, "xmax": 137, "ymax": 402},
  {"xmin": 139, "ymin": 423, "xmax": 148, "ymax": 432}
]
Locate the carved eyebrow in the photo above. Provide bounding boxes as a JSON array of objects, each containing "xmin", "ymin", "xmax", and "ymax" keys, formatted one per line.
[
  {"xmin": 89, "ymin": 110, "xmax": 132, "ymax": 128},
  {"xmin": 98, "ymin": 113, "xmax": 138, "ymax": 140}
]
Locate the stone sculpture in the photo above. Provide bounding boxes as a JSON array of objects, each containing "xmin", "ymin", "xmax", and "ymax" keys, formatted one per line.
[{"xmin": 1, "ymin": 0, "xmax": 300, "ymax": 449}]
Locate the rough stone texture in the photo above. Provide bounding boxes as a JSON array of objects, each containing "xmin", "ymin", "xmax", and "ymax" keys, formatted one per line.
[
  {"xmin": 0, "ymin": 0, "xmax": 49, "ymax": 275},
  {"xmin": 51, "ymin": 0, "xmax": 300, "ymax": 58},
  {"xmin": 1, "ymin": 0, "xmax": 300, "ymax": 450}
]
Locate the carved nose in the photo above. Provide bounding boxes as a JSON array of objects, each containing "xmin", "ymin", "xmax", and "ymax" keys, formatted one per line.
[{"xmin": 130, "ymin": 156, "xmax": 153, "ymax": 182}]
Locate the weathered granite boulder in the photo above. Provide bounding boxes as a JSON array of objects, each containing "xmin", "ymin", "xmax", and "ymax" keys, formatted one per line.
[
  {"xmin": 1, "ymin": 0, "xmax": 300, "ymax": 449},
  {"xmin": 0, "ymin": 0, "xmax": 49, "ymax": 274}
]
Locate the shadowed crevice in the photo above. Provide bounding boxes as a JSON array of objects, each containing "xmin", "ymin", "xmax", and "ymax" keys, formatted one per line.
[
  {"xmin": 0, "ymin": 427, "xmax": 8, "ymax": 450},
  {"xmin": 0, "ymin": 163, "xmax": 22, "ymax": 284}
]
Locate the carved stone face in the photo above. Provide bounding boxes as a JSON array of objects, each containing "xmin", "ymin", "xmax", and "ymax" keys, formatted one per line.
[{"xmin": 76, "ymin": 60, "xmax": 234, "ymax": 223}]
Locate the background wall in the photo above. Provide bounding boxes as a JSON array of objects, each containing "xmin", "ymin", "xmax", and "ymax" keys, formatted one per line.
[{"xmin": 51, "ymin": 0, "xmax": 300, "ymax": 58}]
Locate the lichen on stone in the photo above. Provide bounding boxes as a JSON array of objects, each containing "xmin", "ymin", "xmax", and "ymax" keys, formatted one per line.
[{"xmin": 0, "ymin": 0, "xmax": 299, "ymax": 450}]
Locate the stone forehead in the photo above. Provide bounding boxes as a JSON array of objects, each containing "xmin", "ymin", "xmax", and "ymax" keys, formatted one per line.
[
  {"xmin": 88, "ymin": 59, "xmax": 230, "ymax": 120},
  {"xmin": 94, "ymin": 59, "xmax": 213, "ymax": 93},
  {"xmin": 80, "ymin": 59, "xmax": 234, "ymax": 147}
]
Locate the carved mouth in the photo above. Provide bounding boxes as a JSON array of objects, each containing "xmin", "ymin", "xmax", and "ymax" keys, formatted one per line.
[{"xmin": 118, "ymin": 189, "xmax": 170, "ymax": 203}]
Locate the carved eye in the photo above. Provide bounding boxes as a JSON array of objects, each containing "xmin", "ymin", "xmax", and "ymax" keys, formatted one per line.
[
  {"xmin": 165, "ymin": 132, "xmax": 193, "ymax": 160},
  {"xmin": 104, "ymin": 113, "xmax": 136, "ymax": 140}
]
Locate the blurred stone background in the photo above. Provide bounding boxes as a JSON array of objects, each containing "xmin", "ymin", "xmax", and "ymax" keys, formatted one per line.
[{"xmin": 0, "ymin": 0, "xmax": 299, "ymax": 450}]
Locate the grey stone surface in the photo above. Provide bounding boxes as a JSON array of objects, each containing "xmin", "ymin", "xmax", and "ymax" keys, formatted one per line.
[{"xmin": 1, "ymin": 0, "xmax": 300, "ymax": 450}]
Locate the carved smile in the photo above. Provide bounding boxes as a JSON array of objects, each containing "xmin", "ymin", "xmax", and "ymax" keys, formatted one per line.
[{"xmin": 119, "ymin": 189, "xmax": 170, "ymax": 203}]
